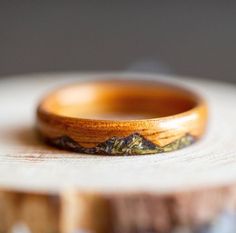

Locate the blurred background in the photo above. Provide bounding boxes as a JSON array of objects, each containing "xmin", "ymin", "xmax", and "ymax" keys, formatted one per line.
[{"xmin": 1, "ymin": 1, "xmax": 236, "ymax": 83}]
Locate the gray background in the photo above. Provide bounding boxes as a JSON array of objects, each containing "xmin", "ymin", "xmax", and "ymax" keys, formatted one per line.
[{"xmin": 1, "ymin": 1, "xmax": 236, "ymax": 82}]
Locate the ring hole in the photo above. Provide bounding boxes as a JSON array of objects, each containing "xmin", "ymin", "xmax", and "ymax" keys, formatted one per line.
[{"xmin": 41, "ymin": 81, "xmax": 199, "ymax": 120}]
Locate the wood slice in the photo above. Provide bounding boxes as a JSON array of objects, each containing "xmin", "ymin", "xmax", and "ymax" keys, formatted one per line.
[{"xmin": 1, "ymin": 73, "xmax": 236, "ymax": 233}]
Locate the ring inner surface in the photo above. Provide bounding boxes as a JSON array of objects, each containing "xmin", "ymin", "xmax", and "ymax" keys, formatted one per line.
[{"xmin": 42, "ymin": 81, "xmax": 198, "ymax": 120}]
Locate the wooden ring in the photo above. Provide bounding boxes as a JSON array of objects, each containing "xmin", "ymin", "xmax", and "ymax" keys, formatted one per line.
[{"xmin": 36, "ymin": 80, "xmax": 208, "ymax": 155}]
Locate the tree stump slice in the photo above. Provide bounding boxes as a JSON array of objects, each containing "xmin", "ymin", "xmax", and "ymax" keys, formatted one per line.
[{"xmin": 1, "ymin": 73, "xmax": 236, "ymax": 233}]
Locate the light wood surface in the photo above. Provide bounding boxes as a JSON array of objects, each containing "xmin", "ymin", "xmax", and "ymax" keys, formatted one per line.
[{"xmin": 1, "ymin": 72, "xmax": 236, "ymax": 232}]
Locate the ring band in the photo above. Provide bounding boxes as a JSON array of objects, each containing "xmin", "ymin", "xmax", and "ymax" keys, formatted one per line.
[{"xmin": 36, "ymin": 80, "xmax": 207, "ymax": 155}]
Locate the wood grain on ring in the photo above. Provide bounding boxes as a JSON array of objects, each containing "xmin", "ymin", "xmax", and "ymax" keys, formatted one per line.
[{"xmin": 36, "ymin": 80, "xmax": 207, "ymax": 155}]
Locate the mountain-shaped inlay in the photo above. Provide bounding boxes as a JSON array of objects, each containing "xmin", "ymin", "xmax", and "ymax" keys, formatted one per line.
[{"xmin": 44, "ymin": 133, "xmax": 195, "ymax": 155}]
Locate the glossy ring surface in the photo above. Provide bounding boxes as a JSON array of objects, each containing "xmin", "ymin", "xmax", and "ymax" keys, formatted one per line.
[{"xmin": 36, "ymin": 80, "xmax": 207, "ymax": 155}]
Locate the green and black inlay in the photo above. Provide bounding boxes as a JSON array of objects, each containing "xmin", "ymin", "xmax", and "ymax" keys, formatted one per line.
[{"xmin": 44, "ymin": 133, "xmax": 195, "ymax": 155}]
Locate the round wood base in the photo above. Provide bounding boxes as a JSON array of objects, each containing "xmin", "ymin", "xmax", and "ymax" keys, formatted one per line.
[{"xmin": 1, "ymin": 73, "xmax": 236, "ymax": 233}]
